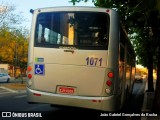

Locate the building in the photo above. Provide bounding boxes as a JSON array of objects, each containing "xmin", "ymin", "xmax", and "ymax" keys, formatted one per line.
[{"xmin": 0, "ymin": 64, "xmax": 9, "ymax": 74}]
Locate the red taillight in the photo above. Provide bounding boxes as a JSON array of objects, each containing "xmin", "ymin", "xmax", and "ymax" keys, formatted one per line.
[
  {"xmin": 106, "ymin": 9, "xmax": 110, "ymax": 13},
  {"xmin": 105, "ymin": 71, "xmax": 113, "ymax": 94},
  {"xmin": 27, "ymin": 66, "xmax": 32, "ymax": 79},
  {"xmin": 108, "ymin": 72, "xmax": 114, "ymax": 78},
  {"xmin": 106, "ymin": 80, "xmax": 112, "ymax": 86},
  {"xmin": 28, "ymin": 74, "xmax": 32, "ymax": 79},
  {"xmin": 33, "ymin": 93, "xmax": 41, "ymax": 96},
  {"xmin": 27, "ymin": 66, "xmax": 32, "ymax": 72},
  {"xmin": 92, "ymin": 100, "xmax": 101, "ymax": 102}
]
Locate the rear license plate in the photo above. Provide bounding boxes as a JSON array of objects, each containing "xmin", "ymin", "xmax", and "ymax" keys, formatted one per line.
[{"xmin": 58, "ymin": 86, "xmax": 75, "ymax": 94}]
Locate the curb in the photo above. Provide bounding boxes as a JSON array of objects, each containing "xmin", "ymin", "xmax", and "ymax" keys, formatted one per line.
[
  {"xmin": 141, "ymin": 80, "xmax": 159, "ymax": 120},
  {"xmin": 141, "ymin": 92, "xmax": 155, "ymax": 120},
  {"xmin": 141, "ymin": 80, "xmax": 155, "ymax": 112},
  {"xmin": 141, "ymin": 92, "xmax": 155, "ymax": 112}
]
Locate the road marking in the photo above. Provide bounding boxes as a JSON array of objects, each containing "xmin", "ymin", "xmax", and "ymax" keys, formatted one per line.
[
  {"xmin": 0, "ymin": 86, "xmax": 18, "ymax": 93},
  {"xmin": 14, "ymin": 95, "xmax": 27, "ymax": 98},
  {"xmin": 0, "ymin": 86, "xmax": 26, "ymax": 99},
  {"xmin": 0, "ymin": 91, "xmax": 11, "ymax": 94}
]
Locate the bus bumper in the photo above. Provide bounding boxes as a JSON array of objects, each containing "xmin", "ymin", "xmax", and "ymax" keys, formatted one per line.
[{"xmin": 27, "ymin": 87, "xmax": 121, "ymax": 112}]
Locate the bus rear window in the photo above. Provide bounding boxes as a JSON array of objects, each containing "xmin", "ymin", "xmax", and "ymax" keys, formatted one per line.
[{"xmin": 34, "ymin": 12, "xmax": 109, "ymax": 50}]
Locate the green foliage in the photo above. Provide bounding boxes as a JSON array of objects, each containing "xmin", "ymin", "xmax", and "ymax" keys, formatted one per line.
[
  {"xmin": 130, "ymin": 27, "xmax": 158, "ymax": 68},
  {"xmin": 0, "ymin": 24, "xmax": 28, "ymax": 70},
  {"xmin": 0, "ymin": 2, "xmax": 29, "ymax": 71}
]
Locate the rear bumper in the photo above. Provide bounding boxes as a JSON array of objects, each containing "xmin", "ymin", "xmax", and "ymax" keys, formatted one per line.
[{"xmin": 27, "ymin": 87, "xmax": 121, "ymax": 112}]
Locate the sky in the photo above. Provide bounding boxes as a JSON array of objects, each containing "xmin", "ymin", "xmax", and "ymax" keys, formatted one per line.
[{"xmin": 2, "ymin": 0, "xmax": 94, "ymax": 30}]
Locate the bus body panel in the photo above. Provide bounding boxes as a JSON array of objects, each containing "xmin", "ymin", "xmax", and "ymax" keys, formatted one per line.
[
  {"xmin": 108, "ymin": 10, "xmax": 120, "ymax": 95},
  {"xmin": 27, "ymin": 88, "xmax": 121, "ymax": 111},
  {"xmin": 34, "ymin": 48, "xmax": 107, "ymax": 67},
  {"xmin": 33, "ymin": 64, "xmax": 106, "ymax": 96},
  {"xmin": 32, "ymin": 48, "xmax": 107, "ymax": 96},
  {"xmin": 27, "ymin": 6, "xmax": 135, "ymax": 112}
]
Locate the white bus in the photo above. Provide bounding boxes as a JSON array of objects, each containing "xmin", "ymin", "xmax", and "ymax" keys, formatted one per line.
[{"xmin": 27, "ymin": 6, "xmax": 136, "ymax": 112}]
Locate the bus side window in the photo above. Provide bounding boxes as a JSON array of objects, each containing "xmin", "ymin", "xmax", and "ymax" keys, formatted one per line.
[
  {"xmin": 43, "ymin": 28, "xmax": 50, "ymax": 42},
  {"xmin": 41, "ymin": 27, "xmax": 47, "ymax": 43},
  {"xmin": 37, "ymin": 24, "xmax": 43, "ymax": 43}
]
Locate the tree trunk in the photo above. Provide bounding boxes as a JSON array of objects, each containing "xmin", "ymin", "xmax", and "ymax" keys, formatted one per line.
[
  {"xmin": 147, "ymin": 50, "xmax": 154, "ymax": 92},
  {"xmin": 152, "ymin": 46, "xmax": 160, "ymax": 113},
  {"xmin": 20, "ymin": 68, "xmax": 23, "ymax": 84}
]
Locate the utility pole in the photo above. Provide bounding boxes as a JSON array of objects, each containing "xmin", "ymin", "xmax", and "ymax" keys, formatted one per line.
[{"xmin": 14, "ymin": 41, "xmax": 18, "ymax": 78}]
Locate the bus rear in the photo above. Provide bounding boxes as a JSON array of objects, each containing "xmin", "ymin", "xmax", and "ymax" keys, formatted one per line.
[{"xmin": 27, "ymin": 7, "xmax": 121, "ymax": 111}]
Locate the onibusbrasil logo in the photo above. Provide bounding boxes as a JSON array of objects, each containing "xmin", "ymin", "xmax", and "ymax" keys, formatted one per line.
[{"xmin": 1, "ymin": 112, "xmax": 42, "ymax": 118}]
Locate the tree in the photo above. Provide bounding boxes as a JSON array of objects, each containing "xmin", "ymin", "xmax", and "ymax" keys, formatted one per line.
[
  {"xmin": 131, "ymin": 27, "xmax": 156, "ymax": 92},
  {"xmin": 0, "ymin": 1, "xmax": 28, "ymax": 78},
  {"xmin": 0, "ymin": 1, "xmax": 25, "ymax": 29},
  {"xmin": 69, "ymin": 0, "xmax": 156, "ymax": 91},
  {"xmin": 0, "ymin": 27, "xmax": 28, "ymax": 67},
  {"xmin": 69, "ymin": 0, "xmax": 160, "ymax": 111},
  {"xmin": 134, "ymin": 0, "xmax": 160, "ymax": 113},
  {"xmin": 12, "ymin": 29, "xmax": 28, "ymax": 77},
  {"xmin": 0, "ymin": 28, "xmax": 28, "ymax": 78}
]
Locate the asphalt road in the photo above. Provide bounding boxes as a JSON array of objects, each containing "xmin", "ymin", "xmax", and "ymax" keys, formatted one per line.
[{"xmin": 0, "ymin": 80, "xmax": 146, "ymax": 120}]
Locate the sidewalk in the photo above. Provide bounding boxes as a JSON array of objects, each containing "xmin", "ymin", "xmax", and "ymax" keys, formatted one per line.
[
  {"xmin": 0, "ymin": 77, "xmax": 26, "ymax": 93},
  {"xmin": 141, "ymin": 80, "xmax": 160, "ymax": 120}
]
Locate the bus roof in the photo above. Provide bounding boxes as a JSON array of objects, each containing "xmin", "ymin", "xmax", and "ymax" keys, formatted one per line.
[{"xmin": 30, "ymin": 6, "xmax": 116, "ymax": 14}]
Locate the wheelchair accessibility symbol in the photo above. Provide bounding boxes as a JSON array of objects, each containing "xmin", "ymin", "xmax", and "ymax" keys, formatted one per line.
[{"xmin": 34, "ymin": 64, "xmax": 45, "ymax": 75}]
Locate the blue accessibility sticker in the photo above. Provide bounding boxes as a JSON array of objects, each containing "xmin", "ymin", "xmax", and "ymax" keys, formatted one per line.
[{"xmin": 34, "ymin": 64, "xmax": 45, "ymax": 75}]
